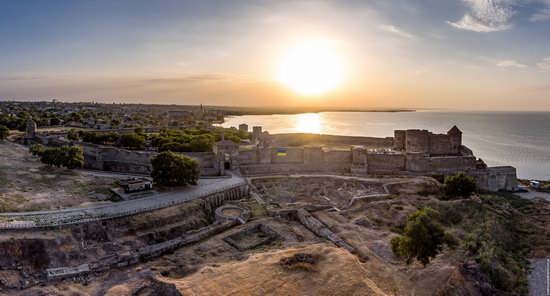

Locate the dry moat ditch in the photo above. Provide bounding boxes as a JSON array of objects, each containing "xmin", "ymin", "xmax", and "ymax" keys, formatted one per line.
[{"xmin": 0, "ymin": 175, "xmax": 548, "ymax": 296}]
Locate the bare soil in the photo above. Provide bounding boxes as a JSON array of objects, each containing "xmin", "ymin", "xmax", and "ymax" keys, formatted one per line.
[
  {"xmin": 253, "ymin": 176, "xmax": 385, "ymax": 208},
  {"xmin": 0, "ymin": 141, "xmax": 119, "ymax": 212},
  {"xmin": 2, "ymin": 175, "xmax": 547, "ymax": 296}
]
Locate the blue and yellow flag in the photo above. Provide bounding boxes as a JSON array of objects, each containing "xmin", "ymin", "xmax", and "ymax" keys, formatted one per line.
[{"xmin": 276, "ymin": 148, "xmax": 287, "ymax": 156}]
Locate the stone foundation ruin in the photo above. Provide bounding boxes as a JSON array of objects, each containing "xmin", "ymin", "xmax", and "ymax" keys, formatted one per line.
[{"xmin": 223, "ymin": 222, "xmax": 280, "ymax": 251}]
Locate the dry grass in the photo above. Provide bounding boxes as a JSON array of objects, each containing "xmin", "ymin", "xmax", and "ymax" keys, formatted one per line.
[{"xmin": 0, "ymin": 141, "xmax": 117, "ymax": 212}]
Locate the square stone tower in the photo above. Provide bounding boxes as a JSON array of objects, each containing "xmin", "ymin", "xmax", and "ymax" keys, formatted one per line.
[{"xmin": 447, "ymin": 125, "xmax": 462, "ymax": 155}]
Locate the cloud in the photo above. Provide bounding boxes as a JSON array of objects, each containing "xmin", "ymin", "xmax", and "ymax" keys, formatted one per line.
[
  {"xmin": 380, "ymin": 25, "xmax": 414, "ymax": 38},
  {"xmin": 497, "ymin": 60, "xmax": 526, "ymax": 68},
  {"xmin": 537, "ymin": 57, "xmax": 550, "ymax": 70},
  {"xmin": 449, "ymin": 0, "xmax": 514, "ymax": 32},
  {"xmin": 415, "ymin": 68, "xmax": 430, "ymax": 74},
  {"xmin": 531, "ymin": 0, "xmax": 550, "ymax": 21}
]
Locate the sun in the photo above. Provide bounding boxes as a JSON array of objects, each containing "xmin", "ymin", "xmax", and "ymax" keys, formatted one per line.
[{"xmin": 276, "ymin": 40, "xmax": 345, "ymax": 96}]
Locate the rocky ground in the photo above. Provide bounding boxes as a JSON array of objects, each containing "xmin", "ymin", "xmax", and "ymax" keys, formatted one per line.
[
  {"xmin": 0, "ymin": 141, "xmax": 118, "ymax": 212},
  {"xmin": 0, "ymin": 174, "xmax": 548, "ymax": 295}
]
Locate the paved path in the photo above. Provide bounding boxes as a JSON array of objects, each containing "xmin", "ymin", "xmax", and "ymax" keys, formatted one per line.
[
  {"xmin": 517, "ymin": 189, "xmax": 550, "ymax": 202},
  {"xmin": 529, "ymin": 258, "xmax": 550, "ymax": 296},
  {"xmin": 0, "ymin": 174, "xmax": 246, "ymax": 229}
]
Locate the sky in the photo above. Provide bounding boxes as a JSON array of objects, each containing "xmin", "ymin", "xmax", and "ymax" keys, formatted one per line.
[{"xmin": 1, "ymin": 0, "xmax": 550, "ymax": 111}]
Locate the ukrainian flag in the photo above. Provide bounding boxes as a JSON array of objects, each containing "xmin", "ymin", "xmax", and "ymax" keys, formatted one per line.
[{"xmin": 276, "ymin": 148, "xmax": 287, "ymax": 156}]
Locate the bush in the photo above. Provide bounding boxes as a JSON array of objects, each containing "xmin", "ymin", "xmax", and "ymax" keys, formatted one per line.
[
  {"xmin": 151, "ymin": 151, "xmax": 199, "ymax": 187},
  {"xmin": 67, "ymin": 128, "xmax": 79, "ymax": 141},
  {"xmin": 29, "ymin": 144, "xmax": 45, "ymax": 156},
  {"xmin": 0, "ymin": 125, "xmax": 8, "ymax": 141},
  {"xmin": 390, "ymin": 207, "xmax": 456, "ymax": 266},
  {"xmin": 444, "ymin": 172, "xmax": 477, "ymax": 197}
]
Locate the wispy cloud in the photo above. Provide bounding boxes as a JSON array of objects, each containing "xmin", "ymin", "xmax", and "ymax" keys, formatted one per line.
[
  {"xmin": 497, "ymin": 59, "xmax": 526, "ymax": 68},
  {"xmin": 537, "ymin": 57, "xmax": 550, "ymax": 70},
  {"xmin": 415, "ymin": 68, "xmax": 430, "ymax": 75},
  {"xmin": 380, "ymin": 25, "xmax": 414, "ymax": 38},
  {"xmin": 531, "ymin": 0, "xmax": 550, "ymax": 21},
  {"xmin": 449, "ymin": 0, "xmax": 514, "ymax": 32}
]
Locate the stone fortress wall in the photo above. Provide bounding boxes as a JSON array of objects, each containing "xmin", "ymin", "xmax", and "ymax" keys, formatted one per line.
[
  {"xmin": 78, "ymin": 142, "xmax": 222, "ymax": 176},
  {"xmin": 29, "ymin": 123, "xmax": 516, "ymax": 192},
  {"xmin": 230, "ymin": 126, "xmax": 517, "ymax": 192}
]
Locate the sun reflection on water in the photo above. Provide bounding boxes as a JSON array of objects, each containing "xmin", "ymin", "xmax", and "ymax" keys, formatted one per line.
[{"xmin": 295, "ymin": 113, "xmax": 321, "ymax": 134}]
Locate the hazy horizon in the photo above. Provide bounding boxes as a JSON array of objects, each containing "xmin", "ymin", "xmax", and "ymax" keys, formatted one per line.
[{"xmin": 2, "ymin": 1, "xmax": 550, "ymax": 111}]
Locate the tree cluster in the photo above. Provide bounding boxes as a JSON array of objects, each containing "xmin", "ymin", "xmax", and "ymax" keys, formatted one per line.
[
  {"xmin": 29, "ymin": 144, "xmax": 84, "ymax": 170},
  {"xmin": 150, "ymin": 151, "xmax": 199, "ymax": 187},
  {"xmin": 150, "ymin": 128, "xmax": 248, "ymax": 153},
  {"xmin": 391, "ymin": 207, "xmax": 457, "ymax": 266},
  {"xmin": 150, "ymin": 129, "xmax": 215, "ymax": 153},
  {"xmin": 444, "ymin": 172, "xmax": 477, "ymax": 197}
]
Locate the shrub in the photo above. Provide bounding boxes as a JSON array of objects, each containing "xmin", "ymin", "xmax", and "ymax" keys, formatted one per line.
[
  {"xmin": 29, "ymin": 144, "xmax": 45, "ymax": 156},
  {"xmin": 390, "ymin": 207, "xmax": 456, "ymax": 266},
  {"xmin": 67, "ymin": 128, "xmax": 79, "ymax": 141},
  {"xmin": 444, "ymin": 172, "xmax": 477, "ymax": 197},
  {"xmin": 0, "ymin": 125, "xmax": 8, "ymax": 141}
]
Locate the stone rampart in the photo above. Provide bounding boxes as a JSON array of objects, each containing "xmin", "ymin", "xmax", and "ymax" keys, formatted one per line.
[
  {"xmin": 405, "ymin": 129, "xmax": 430, "ymax": 153},
  {"xmin": 79, "ymin": 142, "xmax": 221, "ymax": 176},
  {"xmin": 270, "ymin": 148, "xmax": 304, "ymax": 164},
  {"xmin": 394, "ymin": 130, "xmax": 406, "ymax": 150},
  {"xmin": 428, "ymin": 134, "xmax": 452, "ymax": 155},
  {"xmin": 469, "ymin": 166, "xmax": 518, "ymax": 192},
  {"xmin": 266, "ymin": 133, "xmax": 394, "ymax": 148},
  {"xmin": 239, "ymin": 163, "xmax": 350, "ymax": 175},
  {"xmin": 367, "ymin": 153, "xmax": 406, "ymax": 174},
  {"xmin": 427, "ymin": 155, "xmax": 476, "ymax": 173},
  {"xmin": 323, "ymin": 150, "xmax": 352, "ymax": 163}
]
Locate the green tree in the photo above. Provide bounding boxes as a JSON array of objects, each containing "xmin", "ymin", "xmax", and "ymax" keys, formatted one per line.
[
  {"xmin": 119, "ymin": 132, "xmax": 146, "ymax": 149},
  {"xmin": 0, "ymin": 125, "xmax": 8, "ymax": 141},
  {"xmin": 38, "ymin": 146, "xmax": 83, "ymax": 170},
  {"xmin": 40, "ymin": 147, "xmax": 62, "ymax": 167},
  {"xmin": 151, "ymin": 151, "xmax": 199, "ymax": 187},
  {"xmin": 68, "ymin": 112, "xmax": 82, "ymax": 123},
  {"xmin": 445, "ymin": 172, "xmax": 477, "ymax": 197},
  {"xmin": 159, "ymin": 141, "xmax": 191, "ymax": 153},
  {"xmin": 29, "ymin": 144, "xmax": 45, "ymax": 156},
  {"xmin": 50, "ymin": 117, "xmax": 61, "ymax": 126},
  {"xmin": 391, "ymin": 207, "xmax": 457, "ymax": 266},
  {"xmin": 67, "ymin": 128, "xmax": 80, "ymax": 141},
  {"xmin": 60, "ymin": 146, "xmax": 84, "ymax": 169},
  {"xmin": 189, "ymin": 134, "xmax": 214, "ymax": 152}
]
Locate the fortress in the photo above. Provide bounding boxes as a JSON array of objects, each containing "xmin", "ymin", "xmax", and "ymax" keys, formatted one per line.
[
  {"xmin": 22, "ymin": 119, "xmax": 516, "ymax": 192},
  {"xmin": 64, "ymin": 125, "xmax": 517, "ymax": 192}
]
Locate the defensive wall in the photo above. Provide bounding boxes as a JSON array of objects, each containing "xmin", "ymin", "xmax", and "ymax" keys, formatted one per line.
[
  {"xmin": 26, "ymin": 125, "xmax": 517, "ymax": 192},
  {"xmin": 232, "ymin": 126, "xmax": 517, "ymax": 192},
  {"xmin": 264, "ymin": 133, "xmax": 394, "ymax": 148},
  {"xmin": 78, "ymin": 142, "xmax": 221, "ymax": 176}
]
